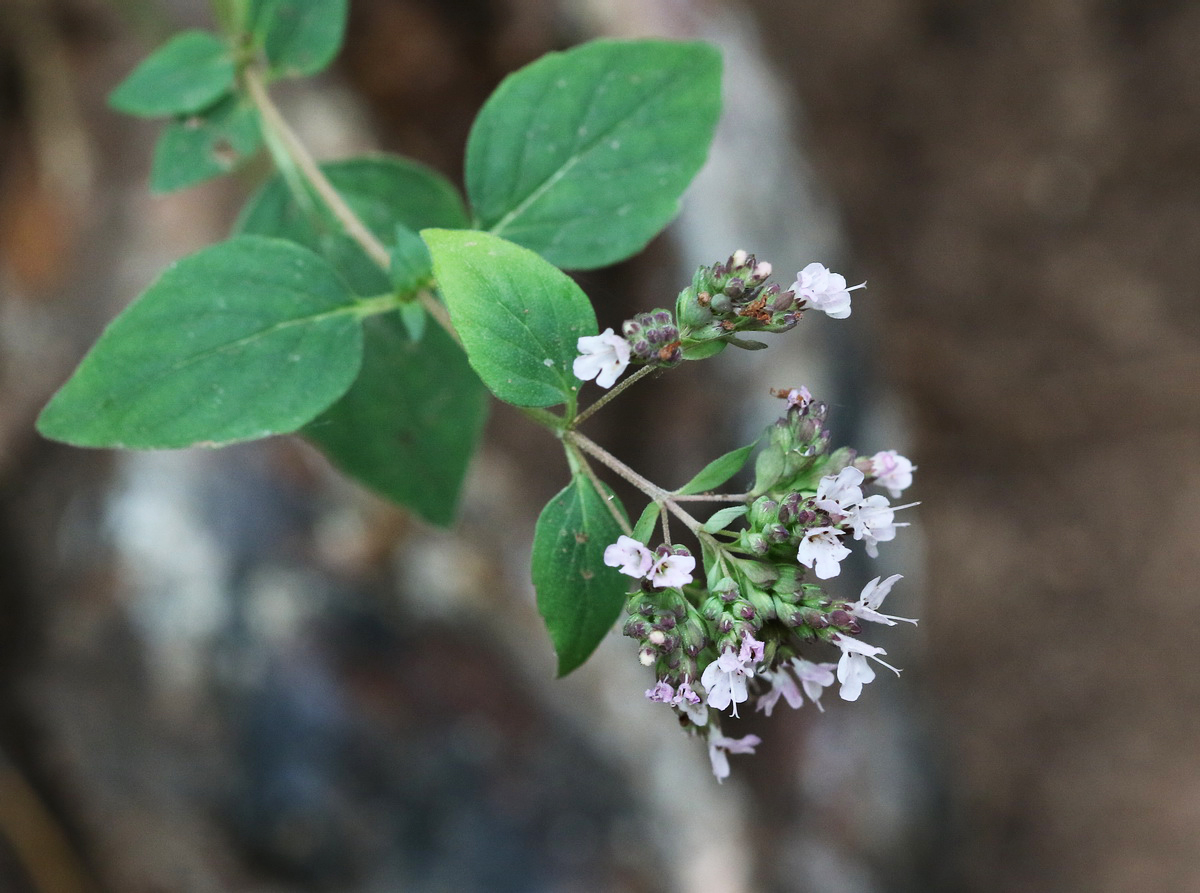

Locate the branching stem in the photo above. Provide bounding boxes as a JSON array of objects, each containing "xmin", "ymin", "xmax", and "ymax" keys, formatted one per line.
[{"xmin": 243, "ymin": 68, "xmax": 459, "ymax": 344}]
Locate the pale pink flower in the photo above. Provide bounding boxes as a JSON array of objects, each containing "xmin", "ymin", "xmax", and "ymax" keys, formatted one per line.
[
  {"xmin": 701, "ymin": 633, "xmax": 764, "ymax": 716},
  {"xmin": 796, "ymin": 526, "xmax": 851, "ymax": 579},
  {"xmin": 870, "ymin": 450, "xmax": 915, "ymax": 499},
  {"xmin": 846, "ymin": 494, "xmax": 898, "ymax": 558},
  {"xmin": 786, "ymin": 386, "xmax": 812, "ymax": 410},
  {"xmin": 648, "ymin": 547, "xmax": 695, "ymax": 589},
  {"xmin": 832, "ymin": 633, "xmax": 901, "ymax": 702},
  {"xmin": 790, "ymin": 658, "xmax": 838, "ymax": 712},
  {"xmin": 813, "ymin": 466, "xmax": 865, "ymax": 518},
  {"xmin": 791, "ymin": 262, "xmax": 865, "ymax": 319},
  {"xmin": 603, "ymin": 535, "xmax": 653, "ymax": 577},
  {"xmin": 573, "ymin": 328, "xmax": 631, "ymax": 388},
  {"xmin": 848, "ymin": 574, "xmax": 917, "ymax": 626},
  {"xmin": 756, "ymin": 668, "xmax": 803, "ymax": 716},
  {"xmin": 707, "ymin": 731, "xmax": 762, "ymax": 782},
  {"xmin": 645, "ymin": 678, "xmax": 708, "ymax": 725}
]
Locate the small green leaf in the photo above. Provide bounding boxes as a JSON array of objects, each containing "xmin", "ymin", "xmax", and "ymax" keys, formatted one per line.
[
  {"xmin": 532, "ymin": 475, "xmax": 629, "ymax": 676},
  {"xmin": 681, "ymin": 339, "xmax": 727, "ymax": 361},
  {"xmin": 37, "ymin": 237, "xmax": 363, "ymax": 449},
  {"xmin": 150, "ymin": 95, "xmax": 262, "ymax": 193},
  {"xmin": 632, "ymin": 502, "xmax": 661, "ymax": 543},
  {"xmin": 700, "ymin": 505, "xmax": 747, "ymax": 534},
  {"xmin": 466, "ymin": 39, "xmax": 722, "ymax": 269},
  {"xmin": 109, "ymin": 30, "xmax": 235, "ymax": 118},
  {"xmin": 397, "ymin": 301, "xmax": 426, "ymax": 342},
  {"xmin": 389, "ymin": 224, "xmax": 433, "ymax": 296},
  {"xmin": 676, "ymin": 443, "xmax": 755, "ymax": 495},
  {"xmin": 728, "ymin": 336, "xmax": 768, "ymax": 350},
  {"xmin": 423, "ymin": 229, "xmax": 597, "ymax": 408},
  {"xmin": 236, "ymin": 155, "xmax": 468, "ymax": 295},
  {"xmin": 252, "ymin": 0, "xmax": 349, "ymax": 77},
  {"xmin": 303, "ymin": 315, "xmax": 487, "ymax": 526}
]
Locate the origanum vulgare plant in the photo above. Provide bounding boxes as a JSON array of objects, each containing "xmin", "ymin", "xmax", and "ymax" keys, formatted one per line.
[{"xmin": 39, "ymin": 1, "xmax": 919, "ymax": 781}]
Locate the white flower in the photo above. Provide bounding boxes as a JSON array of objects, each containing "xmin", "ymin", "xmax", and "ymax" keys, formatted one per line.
[
  {"xmin": 832, "ymin": 633, "xmax": 901, "ymax": 701},
  {"xmin": 645, "ymin": 678, "xmax": 708, "ymax": 725},
  {"xmin": 813, "ymin": 466, "xmax": 865, "ymax": 518},
  {"xmin": 791, "ymin": 658, "xmax": 837, "ymax": 711},
  {"xmin": 707, "ymin": 731, "xmax": 762, "ymax": 782},
  {"xmin": 756, "ymin": 657, "xmax": 837, "ymax": 716},
  {"xmin": 849, "ymin": 574, "xmax": 917, "ymax": 626},
  {"xmin": 870, "ymin": 450, "xmax": 915, "ymax": 498},
  {"xmin": 648, "ymin": 547, "xmax": 695, "ymax": 589},
  {"xmin": 786, "ymin": 386, "xmax": 812, "ymax": 410},
  {"xmin": 701, "ymin": 633, "xmax": 764, "ymax": 716},
  {"xmin": 796, "ymin": 526, "xmax": 851, "ymax": 579},
  {"xmin": 845, "ymin": 494, "xmax": 898, "ymax": 558},
  {"xmin": 791, "ymin": 262, "xmax": 865, "ymax": 319},
  {"xmin": 603, "ymin": 535, "xmax": 653, "ymax": 577},
  {"xmin": 573, "ymin": 327, "xmax": 631, "ymax": 388}
]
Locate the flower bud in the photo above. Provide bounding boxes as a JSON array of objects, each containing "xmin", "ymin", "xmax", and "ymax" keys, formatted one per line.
[
  {"xmin": 746, "ymin": 587, "xmax": 778, "ymax": 621},
  {"xmin": 748, "ymin": 496, "xmax": 779, "ymax": 528},
  {"xmin": 724, "ymin": 277, "xmax": 745, "ymax": 299},
  {"xmin": 827, "ymin": 608, "xmax": 853, "ymax": 629},
  {"xmin": 623, "ymin": 617, "xmax": 647, "ymax": 639}
]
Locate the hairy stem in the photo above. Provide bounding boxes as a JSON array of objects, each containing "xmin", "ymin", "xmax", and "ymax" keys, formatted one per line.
[
  {"xmin": 567, "ymin": 444, "xmax": 633, "ymax": 535},
  {"xmin": 571, "ymin": 363, "xmax": 656, "ymax": 428},
  {"xmin": 243, "ymin": 68, "xmax": 458, "ymax": 343}
]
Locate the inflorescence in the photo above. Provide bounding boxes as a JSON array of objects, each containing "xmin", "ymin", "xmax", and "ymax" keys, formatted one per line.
[{"xmin": 575, "ymin": 253, "xmax": 917, "ymax": 781}]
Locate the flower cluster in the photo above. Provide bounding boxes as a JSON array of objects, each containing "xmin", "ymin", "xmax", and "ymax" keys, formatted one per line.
[
  {"xmin": 571, "ymin": 253, "xmax": 867, "ymax": 392},
  {"xmin": 612, "ymin": 388, "xmax": 918, "ymax": 781},
  {"xmin": 571, "ymin": 252, "xmax": 916, "ymax": 782}
]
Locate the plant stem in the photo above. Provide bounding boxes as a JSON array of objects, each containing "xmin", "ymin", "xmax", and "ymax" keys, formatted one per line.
[
  {"xmin": 566, "ymin": 431, "xmax": 704, "ymax": 536},
  {"xmin": 243, "ymin": 68, "xmax": 459, "ymax": 344},
  {"xmin": 571, "ymin": 363, "xmax": 655, "ymax": 428},
  {"xmin": 672, "ymin": 492, "xmax": 751, "ymax": 503},
  {"xmin": 567, "ymin": 444, "xmax": 633, "ymax": 535}
]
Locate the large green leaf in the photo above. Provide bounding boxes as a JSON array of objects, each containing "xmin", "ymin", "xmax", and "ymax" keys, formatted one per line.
[
  {"xmin": 252, "ymin": 0, "xmax": 349, "ymax": 78},
  {"xmin": 466, "ymin": 39, "xmax": 722, "ymax": 269},
  {"xmin": 532, "ymin": 475, "xmax": 629, "ymax": 676},
  {"xmin": 235, "ymin": 155, "xmax": 469, "ymax": 295},
  {"xmin": 109, "ymin": 30, "xmax": 235, "ymax": 118},
  {"xmin": 38, "ymin": 237, "xmax": 363, "ymax": 449},
  {"xmin": 303, "ymin": 316, "xmax": 486, "ymax": 526},
  {"xmin": 423, "ymin": 229, "xmax": 596, "ymax": 408},
  {"xmin": 150, "ymin": 95, "xmax": 263, "ymax": 193}
]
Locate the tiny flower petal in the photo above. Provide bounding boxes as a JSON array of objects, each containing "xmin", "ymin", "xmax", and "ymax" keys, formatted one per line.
[
  {"xmin": 573, "ymin": 328, "xmax": 631, "ymax": 388},
  {"xmin": 870, "ymin": 450, "xmax": 915, "ymax": 498},
  {"xmin": 707, "ymin": 732, "xmax": 762, "ymax": 782},
  {"xmin": 796, "ymin": 526, "xmax": 851, "ymax": 579},
  {"xmin": 849, "ymin": 574, "xmax": 917, "ymax": 626},
  {"xmin": 813, "ymin": 466, "xmax": 865, "ymax": 517},
  {"xmin": 603, "ymin": 535, "xmax": 653, "ymax": 578},
  {"xmin": 648, "ymin": 550, "xmax": 695, "ymax": 589},
  {"xmin": 790, "ymin": 262, "xmax": 865, "ymax": 319},
  {"xmin": 832, "ymin": 633, "xmax": 901, "ymax": 701}
]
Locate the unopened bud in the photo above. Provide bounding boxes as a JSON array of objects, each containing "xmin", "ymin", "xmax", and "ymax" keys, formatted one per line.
[
  {"xmin": 648, "ymin": 629, "xmax": 667, "ymax": 646},
  {"xmin": 639, "ymin": 649, "xmax": 656, "ymax": 666},
  {"xmin": 724, "ymin": 277, "xmax": 745, "ymax": 299}
]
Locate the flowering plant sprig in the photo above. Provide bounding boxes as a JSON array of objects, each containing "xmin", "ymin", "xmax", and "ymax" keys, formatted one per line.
[{"xmin": 35, "ymin": 3, "xmax": 920, "ymax": 783}]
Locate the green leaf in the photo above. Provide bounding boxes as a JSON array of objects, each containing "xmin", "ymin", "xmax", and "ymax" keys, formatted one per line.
[
  {"xmin": 532, "ymin": 475, "xmax": 629, "ymax": 676},
  {"xmin": 397, "ymin": 301, "xmax": 426, "ymax": 342},
  {"xmin": 422, "ymin": 229, "xmax": 597, "ymax": 408},
  {"xmin": 700, "ymin": 505, "xmax": 747, "ymax": 534},
  {"xmin": 466, "ymin": 39, "xmax": 722, "ymax": 269},
  {"xmin": 236, "ymin": 155, "xmax": 469, "ymax": 295},
  {"xmin": 150, "ymin": 95, "xmax": 263, "ymax": 193},
  {"xmin": 632, "ymin": 502, "xmax": 661, "ymax": 543},
  {"xmin": 676, "ymin": 443, "xmax": 755, "ymax": 495},
  {"xmin": 681, "ymin": 339, "xmax": 727, "ymax": 361},
  {"xmin": 38, "ymin": 237, "xmax": 363, "ymax": 449},
  {"xmin": 303, "ymin": 316, "xmax": 487, "ymax": 526},
  {"xmin": 252, "ymin": 0, "xmax": 349, "ymax": 78},
  {"xmin": 389, "ymin": 224, "xmax": 434, "ymax": 296},
  {"xmin": 109, "ymin": 30, "xmax": 235, "ymax": 118}
]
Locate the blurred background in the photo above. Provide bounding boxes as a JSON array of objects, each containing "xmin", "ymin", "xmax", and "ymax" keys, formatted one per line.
[{"xmin": 2, "ymin": 0, "xmax": 1198, "ymax": 891}]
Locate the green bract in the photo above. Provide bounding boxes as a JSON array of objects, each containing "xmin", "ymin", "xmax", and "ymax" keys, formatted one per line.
[
  {"xmin": 109, "ymin": 30, "xmax": 235, "ymax": 118},
  {"xmin": 37, "ymin": 237, "xmax": 363, "ymax": 449},
  {"xmin": 676, "ymin": 443, "xmax": 755, "ymax": 495},
  {"xmin": 532, "ymin": 475, "xmax": 630, "ymax": 676},
  {"xmin": 423, "ymin": 229, "xmax": 597, "ymax": 409},
  {"xmin": 466, "ymin": 39, "xmax": 722, "ymax": 269}
]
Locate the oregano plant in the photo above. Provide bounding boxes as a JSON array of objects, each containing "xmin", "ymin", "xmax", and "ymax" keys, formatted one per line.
[{"xmin": 39, "ymin": 2, "xmax": 920, "ymax": 781}]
